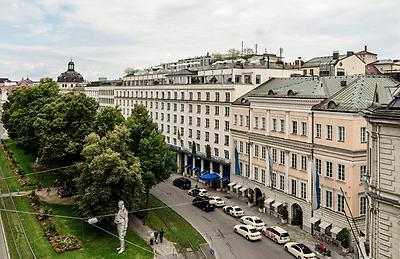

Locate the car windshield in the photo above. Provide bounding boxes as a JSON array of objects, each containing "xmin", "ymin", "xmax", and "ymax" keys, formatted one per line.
[
  {"xmin": 254, "ymin": 219, "xmax": 263, "ymax": 223},
  {"xmin": 215, "ymin": 198, "xmax": 222, "ymax": 201},
  {"xmin": 234, "ymin": 208, "xmax": 242, "ymax": 211},
  {"xmin": 300, "ymin": 245, "xmax": 312, "ymax": 254},
  {"xmin": 280, "ymin": 233, "xmax": 289, "ymax": 237},
  {"xmin": 249, "ymin": 229, "xmax": 258, "ymax": 233}
]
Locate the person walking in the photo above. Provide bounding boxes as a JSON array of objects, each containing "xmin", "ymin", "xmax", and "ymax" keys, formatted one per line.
[
  {"xmin": 154, "ymin": 231, "xmax": 159, "ymax": 244},
  {"xmin": 159, "ymin": 228, "xmax": 164, "ymax": 243},
  {"xmin": 149, "ymin": 231, "xmax": 155, "ymax": 245},
  {"xmin": 47, "ymin": 187, "xmax": 51, "ymax": 195}
]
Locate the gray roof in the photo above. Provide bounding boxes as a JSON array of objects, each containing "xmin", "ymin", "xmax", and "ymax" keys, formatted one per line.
[
  {"xmin": 302, "ymin": 55, "xmax": 348, "ymax": 68},
  {"xmin": 234, "ymin": 75, "xmax": 400, "ymax": 112}
]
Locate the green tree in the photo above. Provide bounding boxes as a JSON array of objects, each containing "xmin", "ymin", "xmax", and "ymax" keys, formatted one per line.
[
  {"xmin": 75, "ymin": 127, "xmax": 144, "ymax": 218},
  {"xmin": 124, "ymin": 68, "xmax": 139, "ymax": 76},
  {"xmin": 33, "ymin": 93, "xmax": 98, "ymax": 172},
  {"xmin": 227, "ymin": 48, "xmax": 241, "ymax": 59},
  {"xmin": 1, "ymin": 78, "xmax": 59, "ymax": 154},
  {"xmin": 211, "ymin": 53, "xmax": 224, "ymax": 61},
  {"xmin": 94, "ymin": 107, "xmax": 125, "ymax": 137},
  {"xmin": 242, "ymin": 47, "xmax": 254, "ymax": 56}
]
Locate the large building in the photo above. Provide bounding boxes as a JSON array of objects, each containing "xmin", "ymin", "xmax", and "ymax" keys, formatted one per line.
[
  {"xmin": 229, "ymin": 75, "xmax": 399, "ymax": 240},
  {"xmin": 84, "ymin": 78, "xmax": 120, "ymax": 110},
  {"xmin": 361, "ymin": 95, "xmax": 400, "ymax": 259},
  {"xmin": 57, "ymin": 60, "xmax": 86, "ymax": 94},
  {"xmin": 116, "ymin": 62, "xmax": 299, "ymax": 181}
]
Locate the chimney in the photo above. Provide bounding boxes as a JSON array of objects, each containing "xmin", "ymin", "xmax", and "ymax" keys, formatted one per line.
[
  {"xmin": 333, "ymin": 51, "xmax": 339, "ymax": 60},
  {"xmin": 347, "ymin": 51, "xmax": 354, "ymax": 57},
  {"xmin": 364, "ymin": 45, "xmax": 367, "ymax": 52}
]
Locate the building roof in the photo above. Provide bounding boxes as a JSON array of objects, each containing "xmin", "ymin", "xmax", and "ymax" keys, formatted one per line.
[
  {"xmin": 302, "ymin": 54, "xmax": 349, "ymax": 68},
  {"xmin": 234, "ymin": 75, "xmax": 400, "ymax": 112},
  {"xmin": 372, "ymin": 59, "xmax": 400, "ymax": 65},
  {"xmin": 57, "ymin": 61, "xmax": 84, "ymax": 83}
]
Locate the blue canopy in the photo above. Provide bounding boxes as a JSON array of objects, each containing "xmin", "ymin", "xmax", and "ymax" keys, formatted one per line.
[
  {"xmin": 200, "ymin": 170, "xmax": 209, "ymax": 175},
  {"xmin": 193, "ymin": 167, "xmax": 201, "ymax": 172},
  {"xmin": 199, "ymin": 173, "xmax": 220, "ymax": 181},
  {"xmin": 220, "ymin": 176, "xmax": 229, "ymax": 182},
  {"xmin": 184, "ymin": 164, "xmax": 192, "ymax": 169}
]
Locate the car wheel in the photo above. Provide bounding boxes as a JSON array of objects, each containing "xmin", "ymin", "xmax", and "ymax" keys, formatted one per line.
[
  {"xmin": 246, "ymin": 236, "xmax": 250, "ymax": 241},
  {"xmin": 234, "ymin": 228, "xmax": 237, "ymax": 233},
  {"xmin": 297, "ymin": 256, "xmax": 301, "ymax": 259},
  {"xmin": 274, "ymin": 238, "xmax": 278, "ymax": 244},
  {"xmin": 284, "ymin": 246, "xmax": 288, "ymax": 252}
]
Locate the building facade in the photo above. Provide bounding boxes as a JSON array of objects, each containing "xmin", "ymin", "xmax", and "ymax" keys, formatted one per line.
[
  {"xmin": 229, "ymin": 75, "xmax": 399, "ymax": 240},
  {"xmin": 84, "ymin": 78, "xmax": 119, "ymax": 110},
  {"xmin": 57, "ymin": 61, "xmax": 86, "ymax": 94},
  {"xmin": 361, "ymin": 95, "xmax": 400, "ymax": 259}
]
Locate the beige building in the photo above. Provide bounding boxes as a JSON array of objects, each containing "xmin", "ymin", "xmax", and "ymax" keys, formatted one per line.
[
  {"xmin": 370, "ymin": 59, "xmax": 400, "ymax": 73},
  {"xmin": 361, "ymin": 95, "xmax": 400, "ymax": 259},
  {"xmin": 302, "ymin": 51, "xmax": 365, "ymax": 77},
  {"xmin": 229, "ymin": 75, "xmax": 399, "ymax": 241},
  {"xmin": 84, "ymin": 79, "xmax": 119, "ymax": 110},
  {"xmin": 356, "ymin": 46, "xmax": 378, "ymax": 65},
  {"xmin": 57, "ymin": 61, "xmax": 86, "ymax": 94}
]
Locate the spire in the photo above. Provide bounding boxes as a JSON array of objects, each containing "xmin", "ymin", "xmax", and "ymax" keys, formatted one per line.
[{"xmin": 68, "ymin": 60, "xmax": 75, "ymax": 71}]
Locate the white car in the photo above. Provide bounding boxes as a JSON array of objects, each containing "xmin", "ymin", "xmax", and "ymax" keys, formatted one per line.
[
  {"xmin": 262, "ymin": 226, "xmax": 290, "ymax": 244},
  {"xmin": 208, "ymin": 196, "xmax": 225, "ymax": 207},
  {"xmin": 223, "ymin": 205, "xmax": 245, "ymax": 217},
  {"xmin": 187, "ymin": 188, "xmax": 208, "ymax": 197},
  {"xmin": 234, "ymin": 224, "xmax": 262, "ymax": 241},
  {"xmin": 284, "ymin": 242, "xmax": 316, "ymax": 259},
  {"xmin": 239, "ymin": 216, "xmax": 266, "ymax": 230}
]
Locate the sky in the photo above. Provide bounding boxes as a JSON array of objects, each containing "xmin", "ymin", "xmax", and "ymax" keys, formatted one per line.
[{"xmin": 0, "ymin": 0, "xmax": 399, "ymax": 81}]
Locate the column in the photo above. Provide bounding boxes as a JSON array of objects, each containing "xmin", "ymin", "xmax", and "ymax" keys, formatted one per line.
[
  {"xmin": 201, "ymin": 159, "xmax": 205, "ymax": 172},
  {"xmin": 285, "ymin": 151, "xmax": 290, "ymax": 193},
  {"xmin": 210, "ymin": 161, "xmax": 213, "ymax": 173},
  {"xmin": 307, "ymin": 155, "xmax": 313, "ymax": 203},
  {"xmin": 308, "ymin": 113, "xmax": 313, "ymax": 143},
  {"xmin": 266, "ymin": 110, "xmax": 270, "ymax": 135},
  {"xmin": 177, "ymin": 153, "xmax": 181, "ymax": 174},
  {"xmin": 219, "ymin": 164, "xmax": 223, "ymax": 177},
  {"xmin": 184, "ymin": 155, "xmax": 188, "ymax": 176},
  {"xmin": 285, "ymin": 111, "xmax": 290, "ymax": 139}
]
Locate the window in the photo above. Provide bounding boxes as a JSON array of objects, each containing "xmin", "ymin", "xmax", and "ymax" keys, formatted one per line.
[
  {"xmin": 173, "ymin": 126, "xmax": 177, "ymax": 134},
  {"xmin": 214, "ymin": 148, "xmax": 219, "ymax": 157},
  {"xmin": 189, "ymin": 116, "xmax": 192, "ymax": 125},
  {"xmin": 262, "ymin": 117, "xmax": 266, "ymax": 129},
  {"xmin": 188, "ymin": 129, "xmax": 192, "ymax": 138},
  {"xmin": 246, "ymin": 143, "xmax": 250, "ymax": 155},
  {"xmin": 280, "ymin": 119, "xmax": 285, "ymax": 132},
  {"xmin": 188, "ymin": 104, "xmax": 193, "ymax": 113},
  {"xmin": 197, "ymin": 92, "xmax": 201, "ymax": 100},
  {"xmin": 272, "ymin": 149, "xmax": 277, "ymax": 162},
  {"xmin": 224, "ymin": 150, "xmax": 229, "ymax": 159},
  {"xmin": 197, "ymin": 105, "xmax": 201, "ymax": 114},
  {"xmin": 291, "ymin": 153, "xmax": 297, "ymax": 168},
  {"xmin": 271, "ymin": 173, "xmax": 277, "ymax": 188},
  {"xmin": 254, "ymin": 117, "xmax": 259, "ymax": 128},
  {"xmin": 301, "ymin": 182, "xmax": 307, "ymax": 199},
  {"xmin": 224, "ymin": 121, "xmax": 230, "ymax": 131},
  {"xmin": 180, "ymin": 104, "xmax": 184, "ymax": 112},
  {"xmin": 280, "ymin": 151, "xmax": 285, "ymax": 164},
  {"xmin": 215, "ymin": 119, "xmax": 219, "ymax": 129},
  {"xmin": 301, "ymin": 122, "xmax": 307, "ymax": 136},
  {"xmin": 239, "ymin": 162, "xmax": 243, "ymax": 175},
  {"xmin": 325, "ymin": 190, "xmax": 333, "ymax": 208},
  {"xmin": 224, "ymin": 135, "xmax": 229, "ymax": 146},
  {"xmin": 205, "ymin": 132, "xmax": 209, "ymax": 142},
  {"xmin": 239, "ymin": 141, "xmax": 243, "ymax": 153},
  {"xmin": 225, "ymin": 92, "xmax": 230, "ymax": 102},
  {"xmin": 180, "ymin": 115, "xmax": 184, "ymax": 124},
  {"xmin": 189, "ymin": 92, "xmax": 193, "ymax": 100},
  {"xmin": 214, "ymin": 134, "xmax": 219, "ymax": 144},
  {"xmin": 181, "ymin": 92, "xmax": 185, "ymax": 100},
  {"xmin": 205, "ymin": 118, "xmax": 210, "ymax": 128},
  {"xmin": 173, "ymin": 114, "xmax": 177, "ymax": 123},
  {"xmin": 246, "ymin": 116, "xmax": 250, "ymax": 127},
  {"xmin": 316, "ymin": 124, "xmax": 321, "ymax": 138},
  {"xmin": 326, "ymin": 161, "xmax": 333, "ymax": 178},
  {"xmin": 240, "ymin": 115, "xmax": 244, "ymax": 126},
  {"xmin": 167, "ymin": 114, "xmax": 170, "ymax": 122},
  {"xmin": 279, "ymin": 175, "xmax": 285, "ymax": 190},
  {"xmin": 245, "ymin": 164, "xmax": 250, "ymax": 178},
  {"xmin": 261, "ymin": 169, "xmax": 266, "ymax": 183},
  {"xmin": 272, "ymin": 119, "xmax": 277, "ymax": 131},
  {"xmin": 326, "ymin": 125, "xmax": 332, "ymax": 140},
  {"xmin": 360, "ymin": 165, "xmax": 366, "ymax": 182},
  {"xmin": 167, "ymin": 125, "xmax": 170, "ymax": 133},
  {"xmin": 338, "ymin": 126, "xmax": 345, "ymax": 142},
  {"xmin": 291, "ymin": 179, "xmax": 297, "ymax": 195},
  {"xmin": 173, "ymin": 103, "xmax": 177, "ymax": 111},
  {"xmin": 254, "ymin": 167, "xmax": 259, "ymax": 181},
  {"xmin": 301, "ymin": 155, "xmax": 307, "ymax": 171},
  {"xmin": 337, "ymin": 194, "xmax": 345, "ymax": 213},
  {"xmin": 196, "ymin": 117, "xmax": 201, "ymax": 127},
  {"xmin": 256, "ymin": 74, "xmax": 261, "ymax": 84},
  {"xmin": 338, "ymin": 164, "xmax": 345, "ymax": 181},
  {"xmin": 215, "ymin": 92, "xmax": 220, "ymax": 102},
  {"xmin": 206, "ymin": 92, "xmax": 210, "ymax": 101},
  {"xmin": 360, "ymin": 127, "xmax": 367, "ymax": 143},
  {"xmin": 234, "ymin": 115, "xmax": 238, "ymax": 125},
  {"xmin": 254, "ymin": 145, "xmax": 259, "ymax": 158},
  {"xmin": 261, "ymin": 146, "xmax": 266, "ymax": 159},
  {"xmin": 167, "ymin": 103, "xmax": 171, "ymax": 111},
  {"xmin": 224, "ymin": 107, "xmax": 230, "ymax": 117},
  {"xmin": 205, "ymin": 105, "xmax": 210, "ymax": 115},
  {"xmin": 292, "ymin": 121, "xmax": 298, "ymax": 134},
  {"xmin": 360, "ymin": 196, "xmax": 367, "ymax": 215},
  {"xmin": 196, "ymin": 130, "xmax": 200, "ymax": 140},
  {"xmin": 315, "ymin": 159, "xmax": 321, "ymax": 175}
]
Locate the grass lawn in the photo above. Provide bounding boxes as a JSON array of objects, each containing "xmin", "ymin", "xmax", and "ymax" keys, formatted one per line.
[
  {"xmin": 0, "ymin": 145, "xmax": 28, "ymax": 192},
  {"xmin": 145, "ymin": 194, "xmax": 206, "ymax": 252}
]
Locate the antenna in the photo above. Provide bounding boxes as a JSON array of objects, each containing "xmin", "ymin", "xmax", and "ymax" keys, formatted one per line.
[
  {"xmin": 241, "ymin": 41, "xmax": 244, "ymax": 55},
  {"xmin": 255, "ymin": 44, "xmax": 258, "ymax": 55}
]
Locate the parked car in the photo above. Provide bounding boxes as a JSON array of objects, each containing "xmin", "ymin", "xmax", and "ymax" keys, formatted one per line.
[
  {"xmin": 284, "ymin": 242, "xmax": 316, "ymax": 259},
  {"xmin": 172, "ymin": 177, "xmax": 191, "ymax": 190},
  {"xmin": 192, "ymin": 196, "xmax": 216, "ymax": 212},
  {"xmin": 208, "ymin": 196, "xmax": 225, "ymax": 207},
  {"xmin": 223, "ymin": 205, "xmax": 245, "ymax": 217},
  {"xmin": 262, "ymin": 226, "xmax": 290, "ymax": 244},
  {"xmin": 239, "ymin": 216, "xmax": 266, "ymax": 230},
  {"xmin": 233, "ymin": 224, "xmax": 262, "ymax": 241},
  {"xmin": 188, "ymin": 188, "xmax": 208, "ymax": 197}
]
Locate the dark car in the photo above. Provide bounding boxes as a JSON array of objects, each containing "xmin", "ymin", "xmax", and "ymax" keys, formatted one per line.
[
  {"xmin": 192, "ymin": 197, "xmax": 216, "ymax": 212},
  {"xmin": 172, "ymin": 177, "xmax": 191, "ymax": 190}
]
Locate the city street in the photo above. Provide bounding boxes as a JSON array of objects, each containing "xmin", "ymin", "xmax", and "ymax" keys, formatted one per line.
[{"xmin": 152, "ymin": 177, "xmax": 293, "ymax": 259}]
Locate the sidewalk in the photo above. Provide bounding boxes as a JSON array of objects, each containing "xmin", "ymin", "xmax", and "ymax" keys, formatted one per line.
[{"xmin": 188, "ymin": 176, "xmax": 349, "ymax": 259}]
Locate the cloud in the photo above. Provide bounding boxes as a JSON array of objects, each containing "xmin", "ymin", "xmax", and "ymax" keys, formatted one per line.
[{"xmin": 0, "ymin": 0, "xmax": 398, "ymax": 81}]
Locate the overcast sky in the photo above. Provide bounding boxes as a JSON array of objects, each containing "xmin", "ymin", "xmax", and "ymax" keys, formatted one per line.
[{"xmin": 0, "ymin": 0, "xmax": 398, "ymax": 81}]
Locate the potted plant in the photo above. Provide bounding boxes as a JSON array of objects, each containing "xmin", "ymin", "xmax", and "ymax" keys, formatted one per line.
[
  {"xmin": 247, "ymin": 189, "xmax": 254, "ymax": 206},
  {"xmin": 256, "ymin": 197, "xmax": 265, "ymax": 213},
  {"xmin": 278, "ymin": 205, "xmax": 288, "ymax": 223},
  {"xmin": 337, "ymin": 228, "xmax": 351, "ymax": 253}
]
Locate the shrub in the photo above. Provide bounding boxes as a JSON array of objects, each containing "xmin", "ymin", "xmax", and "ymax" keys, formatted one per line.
[
  {"xmin": 278, "ymin": 205, "xmax": 288, "ymax": 220},
  {"xmin": 337, "ymin": 228, "xmax": 351, "ymax": 248},
  {"xmin": 256, "ymin": 197, "xmax": 265, "ymax": 208},
  {"xmin": 247, "ymin": 189, "xmax": 254, "ymax": 203}
]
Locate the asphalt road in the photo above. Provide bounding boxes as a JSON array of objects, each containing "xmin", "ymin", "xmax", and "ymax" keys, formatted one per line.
[{"xmin": 152, "ymin": 177, "xmax": 293, "ymax": 259}]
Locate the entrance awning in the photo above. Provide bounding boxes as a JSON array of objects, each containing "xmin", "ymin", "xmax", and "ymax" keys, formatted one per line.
[
  {"xmin": 330, "ymin": 226, "xmax": 342, "ymax": 235},
  {"xmin": 199, "ymin": 173, "xmax": 220, "ymax": 181},
  {"xmin": 309, "ymin": 217, "xmax": 320, "ymax": 224},
  {"xmin": 239, "ymin": 186, "xmax": 248, "ymax": 192},
  {"xmin": 184, "ymin": 164, "xmax": 192, "ymax": 169},
  {"xmin": 233, "ymin": 184, "xmax": 242, "ymax": 190},
  {"xmin": 264, "ymin": 198, "xmax": 274, "ymax": 205},
  {"xmin": 319, "ymin": 221, "xmax": 332, "ymax": 230},
  {"xmin": 193, "ymin": 167, "xmax": 200, "ymax": 172},
  {"xmin": 272, "ymin": 202, "xmax": 282, "ymax": 208},
  {"xmin": 228, "ymin": 182, "xmax": 236, "ymax": 187},
  {"xmin": 200, "ymin": 170, "xmax": 209, "ymax": 175},
  {"xmin": 220, "ymin": 176, "xmax": 229, "ymax": 182}
]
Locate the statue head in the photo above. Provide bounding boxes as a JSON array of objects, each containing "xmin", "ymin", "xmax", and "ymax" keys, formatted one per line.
[{"xmin": 118, "ymin": 200, "xmax": 124, "ymax": 209}]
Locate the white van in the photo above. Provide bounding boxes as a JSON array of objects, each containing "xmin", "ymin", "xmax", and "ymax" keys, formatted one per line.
[{"xmin": 262, "ymin": 226, "xmax": 290, "ymax": 244}]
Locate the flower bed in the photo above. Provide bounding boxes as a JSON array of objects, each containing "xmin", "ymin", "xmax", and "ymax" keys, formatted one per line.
[
  {"xmin": 1, "ymin": 142, "xmax": 33, "ymax": 187},
  {"xmin": 29, "ymin": 191, "xmax": 82, "ymax": 253}
]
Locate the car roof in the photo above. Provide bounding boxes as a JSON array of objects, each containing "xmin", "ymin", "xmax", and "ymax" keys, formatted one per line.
[
  {"xmin": 199, "ymin": 188, "xmax": 207, "ymax": 191},
  {"xmin": 271, "ymin": 226, "xmax": 288, "ymax": 233},
  {"xmin": 211, "ymin": 196, "xmax": 221, "ymax": 199},
  {"xmin": 232, "ymin": 206, "xmax": 241, "ymax": 209},
  {"xmin": 246, "ymin": 216, "xmax": 261, "ymax": 220}
]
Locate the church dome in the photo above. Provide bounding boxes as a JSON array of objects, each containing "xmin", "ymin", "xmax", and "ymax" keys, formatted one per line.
[{"xmin": 57, "ymin": 60, "xmax": 84, "ymax": 83}]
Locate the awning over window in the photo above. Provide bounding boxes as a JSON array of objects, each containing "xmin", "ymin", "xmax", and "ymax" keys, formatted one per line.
[
  {"xmin": 264, "ymin": 198, "xmax": 274, "ymax": 205},
  {"xmin": 199, "ymin": 173, "xmax": 220, "ymax": 181},
  {"xmin": 193, "ymin": 167, "xmax": 201, "ymax": 172},
  {"xmin": 200, "ymin": 170, "xmax": 209, "ymax": 175},
  {"xmin": 184, "ymin": 164, "xmax": 192, "ymax": 169},
  {"xmin": 309, "ymin": 217, "xmax": 320, "ymax": 224},
  {"xmin": 220, "ymin": 176, "xmax": 229, "ymax": 182},
  {"xmin": 330, "ymin": 226, "xmax": 342, "ymax": 235},
  {"xmin": 319, "ymin": 221, "xmax": 332, "ymax": 230},
  {"xmin": 272, "ymin": 202, "xmax": 282, "ymax": 208},
  {"xmin": 233, "ymin": 184, "xmax": 242, "ymax": 190},
  {"xmin": 239, "ymin": 186, "xmax": 248, "ymax": 192},
  {"xmin": 227, "ymin": 182, "xmax": 236, "ymax": 187}
]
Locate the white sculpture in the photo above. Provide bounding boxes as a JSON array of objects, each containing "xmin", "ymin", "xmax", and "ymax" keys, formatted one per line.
[{"xmin": 114, "ymin": 200, "xmax": 128, "ymax": 254}]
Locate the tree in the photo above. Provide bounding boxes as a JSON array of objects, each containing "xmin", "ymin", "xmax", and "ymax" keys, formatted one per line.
[
  {"xmin": 242, "ymin": 47, "xmax": 254, "ymax": 56},
  {"xmin": 337, "ymin": 228, "xmax": 351, "ymax": 248},
  {"xmin": 94, "ymin": 107, "xmax": 125, "ymax": 137},
  {"xmin": 74, "ymin": 127, "xmax": 144, "ymax": 218},
  {"xmin": 33, "ymin": 93, "xmax": 98, "ymax": 173},
  {"xmin": 211, "ymin": 53, "xmax": 224, "ymax": 61},
  {"xmin": 227, "ymin": 48, "xmax": 241, "ymax": 59},
  {"xmin": 1, "ymin": 78, "xmax": 59, "ymax": 154}
]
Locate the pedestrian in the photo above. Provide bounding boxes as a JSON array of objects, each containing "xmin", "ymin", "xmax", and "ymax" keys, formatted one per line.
[
  {"xmin": 159, "ymin": 228, "xmax": 164, "ymax": 243},
  {"xmin": 154, "ymin": 231, "xmax": 159, "ymax": 244},
  {"xmin": 47, "ymin": 187, "xmax": 51, "ymax": 196},
  {"xmin": 149, "ymin": 231, "xmax": 155, "ymax": 245}
]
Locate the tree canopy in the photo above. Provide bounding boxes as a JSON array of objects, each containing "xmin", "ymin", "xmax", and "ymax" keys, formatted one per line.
[{"xmin": 94, "ymin": 107, "xmax": 125, "ymax": 137}]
